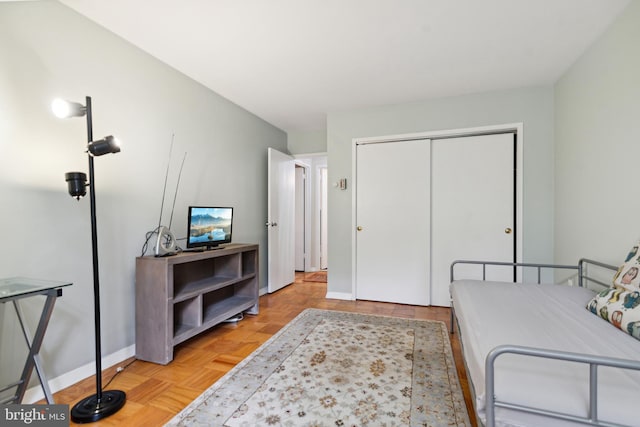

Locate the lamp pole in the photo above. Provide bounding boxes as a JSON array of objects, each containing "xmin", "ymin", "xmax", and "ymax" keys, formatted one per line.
[
  {"xmin": 85, "ymin": 96, "xmax": 104, "ymax": 402},
  {"xmin": 60, "ymin": 96, "xmax": 126, "ymax": 423}
]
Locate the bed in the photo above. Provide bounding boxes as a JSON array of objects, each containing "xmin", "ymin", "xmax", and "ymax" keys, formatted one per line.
[{"xmin": 450, "ymin": 258, "xmax": 640, "ymax": 427}]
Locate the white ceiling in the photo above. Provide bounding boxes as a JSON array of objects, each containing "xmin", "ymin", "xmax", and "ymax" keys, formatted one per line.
[{"xmin": 58, "ymin": 0, "xmax": 629, "ymax": 132}]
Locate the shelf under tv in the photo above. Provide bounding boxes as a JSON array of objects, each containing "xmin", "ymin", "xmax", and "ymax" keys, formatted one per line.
[{"xmin": 135, "ymin": 243, "xmax": 259, "ymax": 365}]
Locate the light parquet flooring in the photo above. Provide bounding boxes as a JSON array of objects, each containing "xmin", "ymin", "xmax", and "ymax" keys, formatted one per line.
[{"xmin": 44, "ymin": 272, "xmax": 477, "ymax": 426}]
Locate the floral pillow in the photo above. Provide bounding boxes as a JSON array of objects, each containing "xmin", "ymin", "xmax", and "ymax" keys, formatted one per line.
[
  {"xmin": 587, "ymin": 287, "xmax": 640, "ymax": 340},
  {"xmin": 613, "ymin": 242, "xmax": 640, "ymax": 292}
]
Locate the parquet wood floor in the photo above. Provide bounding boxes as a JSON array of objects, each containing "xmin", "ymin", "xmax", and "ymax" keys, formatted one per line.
[{"xmin": 43, "ymin": 272, "xmax": 476, "ymax": 426}]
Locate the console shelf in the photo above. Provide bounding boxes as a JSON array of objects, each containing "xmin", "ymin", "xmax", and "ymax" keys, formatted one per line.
[
  {"xmin": 135, "ymin": 243, "xmax": 259, "ymax": 364},
  {"xmin": 173, "ymin": 274, "xmax": 255, "ymax": 303}
]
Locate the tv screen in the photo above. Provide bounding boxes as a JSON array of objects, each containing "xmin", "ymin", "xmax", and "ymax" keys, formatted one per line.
[{"xmin": 186, "ymin": 206, "xmax": 233, "ymax": 250}]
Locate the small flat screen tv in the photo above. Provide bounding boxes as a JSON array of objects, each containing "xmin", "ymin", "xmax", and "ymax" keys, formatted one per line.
[{"xmin": 186, "ymin": 206, "xmax": 233, "ymax": 250}]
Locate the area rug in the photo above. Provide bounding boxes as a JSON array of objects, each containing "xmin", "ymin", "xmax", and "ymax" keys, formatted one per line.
[
  {"xmin": 166, "ymin": 309, "xmax": 470, "ymax": 427},
  {"xmin": 303, "ymin": 271, "xmax": 327, "ymax": 283}
]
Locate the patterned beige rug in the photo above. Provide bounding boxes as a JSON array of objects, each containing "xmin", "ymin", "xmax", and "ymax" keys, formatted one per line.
[{"xmin": 167, "ymin": 309, "xmax": 470, "ymax": 426}]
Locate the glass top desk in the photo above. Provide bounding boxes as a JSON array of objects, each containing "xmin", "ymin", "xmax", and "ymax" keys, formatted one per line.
[{"xmin": 0, "ymin": 277, "xmax": 72, "ymax": 404}]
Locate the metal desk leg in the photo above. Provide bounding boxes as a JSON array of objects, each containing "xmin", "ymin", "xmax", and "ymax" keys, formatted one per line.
[{"xmin": 13, "ymin": 289, "xmax": 59, "ymax": 404}]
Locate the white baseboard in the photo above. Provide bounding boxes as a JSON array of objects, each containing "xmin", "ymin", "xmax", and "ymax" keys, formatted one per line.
[
  {"xmin": 23, "ymin": 344, "xmax": 136, "ymax": 404},
  {"xmin": 325, "ymin": 291, "xmax": 353, "ymax": 300}
]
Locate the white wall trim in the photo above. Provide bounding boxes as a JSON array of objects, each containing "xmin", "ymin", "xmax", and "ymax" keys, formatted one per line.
[
  {"xmin": 351, "ymin": 139, "xmax": 358, "ymax": 303},
  {"xmin": 23, "ymin": 344, "xmax": 136, "ymax": 404},
  {"xmin": 318, "ymin": 165, "xmax": 328, "ymax": 270},
  {"xmin": 293, "ymin": 161, "xmax": 311, "ymax": 271},
  {"xmin": 354, "ymin": 123, "xmax": 521, "ymax": 145},
  {"xmin": 352, "ymin": 122, "xmax": 525, "ymax": 299},
  {"xmin": 325, "ymin": 291, "xmax": 354, "ymax": 300}
]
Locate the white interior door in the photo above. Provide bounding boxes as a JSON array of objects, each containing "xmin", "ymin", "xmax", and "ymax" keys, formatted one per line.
[
  {"xmin": 356, "ymin": 139, "xmax": 431, "ymax": 305},
  {"xmin": 268, "ymin": 148, "xmax": 295, "ymax": 293},
  {"xmin": 430, "ymin": 133, "xmax": 515, "ymax": 306}
]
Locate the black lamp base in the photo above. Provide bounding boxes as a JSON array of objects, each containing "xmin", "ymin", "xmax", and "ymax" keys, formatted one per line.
[{"xmin": 71, "ymin": 390, "xmax": 126, "ymax": 423}]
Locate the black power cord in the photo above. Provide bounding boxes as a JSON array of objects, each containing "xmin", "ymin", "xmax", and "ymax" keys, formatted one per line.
[{"xmin": 102, "ymin": 358, "xmax": 136, "ymax": 391}]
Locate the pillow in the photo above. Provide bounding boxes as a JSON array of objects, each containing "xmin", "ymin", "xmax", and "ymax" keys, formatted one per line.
[
  {"xmin": 587, "ymin": 287, "xmax": 640, "ymax": 340},
  {"xmin": 613, "ymin": 242, "xmax": 640, "ymax": 292}
]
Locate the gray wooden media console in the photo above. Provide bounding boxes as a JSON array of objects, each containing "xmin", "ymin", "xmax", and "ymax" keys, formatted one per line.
[{"xmin": 135, "ymin": 243, "xmax": 259, "ymax": 364}]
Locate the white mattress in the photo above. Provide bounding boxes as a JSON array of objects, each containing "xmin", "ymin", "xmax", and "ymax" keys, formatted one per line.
[{"xmin": 450, "ymin": 280, "xmax": 640, "ymax": 427}]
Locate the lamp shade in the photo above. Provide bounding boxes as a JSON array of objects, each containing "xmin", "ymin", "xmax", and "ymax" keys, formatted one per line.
[
  {"xmin": 52, "ymin": 98, "xmax": 86, "ymax": 118},
  {"xmin": 65, "ymin": 171, "xmax": 87, "ymax": 199},
  {"xmin": 88, "ymin": 136, "xmax": 121, "ymax": 156}
]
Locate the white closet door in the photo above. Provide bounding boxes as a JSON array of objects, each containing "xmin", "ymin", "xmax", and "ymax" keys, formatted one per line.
[
  {"xmin": 431, "ymin": 133, "xmax": 515, "ymax": 306},
  {"xmin": 356, "ymin": 139, "xmax": 431, "ymax": 306}
]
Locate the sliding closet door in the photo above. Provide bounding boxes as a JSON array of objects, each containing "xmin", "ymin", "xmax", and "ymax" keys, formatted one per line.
[
  {"xmin": 356, "ymin": 139, "xmax": 431, "ymax": 306},
  {"xmin": 430, "ymin": 133, "xmax": 515, "ymax": 306}
]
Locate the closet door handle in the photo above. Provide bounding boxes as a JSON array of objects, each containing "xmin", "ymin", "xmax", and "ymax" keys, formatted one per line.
[{"xmin": 504, "ymin": 228, "xmax": 512, "ymax": 234}]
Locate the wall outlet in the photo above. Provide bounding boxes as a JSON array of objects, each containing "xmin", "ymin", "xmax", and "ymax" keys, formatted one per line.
[{"xmin": 567, "ymin": 278, "xmax": 574, "ymax": 287}]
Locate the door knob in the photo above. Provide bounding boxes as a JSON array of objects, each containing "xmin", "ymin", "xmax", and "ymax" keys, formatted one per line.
[
  {"xmin": 357, "ymin": 226, "xmax": 363, "ymax": 231},
  {"xmin": 504, "ymin": 228, "xmax": 512, "ymax": 234},
  {"xmin": 266, "ymin": 222, "xmax": 278, "ymax": 227}
]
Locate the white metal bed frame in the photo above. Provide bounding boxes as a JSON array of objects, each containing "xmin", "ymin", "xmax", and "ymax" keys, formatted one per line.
[{"xmin": 449, "ymin": 258, "xmax": 640, "ymax": 427}]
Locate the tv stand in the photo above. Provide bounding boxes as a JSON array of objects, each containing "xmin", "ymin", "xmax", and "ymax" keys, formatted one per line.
[{"xmin": 135, "ymin": 243, "xmax": 259, "ymax": 364}]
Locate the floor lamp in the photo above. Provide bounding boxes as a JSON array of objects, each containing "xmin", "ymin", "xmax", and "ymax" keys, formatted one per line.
[{"xmin": 53, "ymin": 96, "xmax": 126, "ymax": 423}]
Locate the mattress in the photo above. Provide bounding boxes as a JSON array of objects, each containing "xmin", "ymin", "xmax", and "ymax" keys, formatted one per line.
[{"xmin": 450, "ymin": 280, "xmax": 640, "ymax": 427}]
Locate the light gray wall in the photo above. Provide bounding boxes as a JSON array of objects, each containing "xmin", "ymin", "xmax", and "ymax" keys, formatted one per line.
[
  {"xmin": 326, "ymin": 87, "xmax": 555, "ymax": 295},
  {"xmin": 554, "ymin": 1, "xmax": 640, "ymax": 266},
  {"xmin": 287, "ymin": 129, "xmax": 327, "ymax": 154},
  {"xmin": 0, "ymin": 1, "xmax": 286, "ymax": 391}
]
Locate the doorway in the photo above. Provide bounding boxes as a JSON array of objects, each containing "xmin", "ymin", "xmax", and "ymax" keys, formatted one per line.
[
  {"xmin": 293, "ymin": 154, "xmax": 328, "ymax": 274},
  {"xmin": 268, "ymin": 149, "xmax": 328, "ymax": 293}
]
